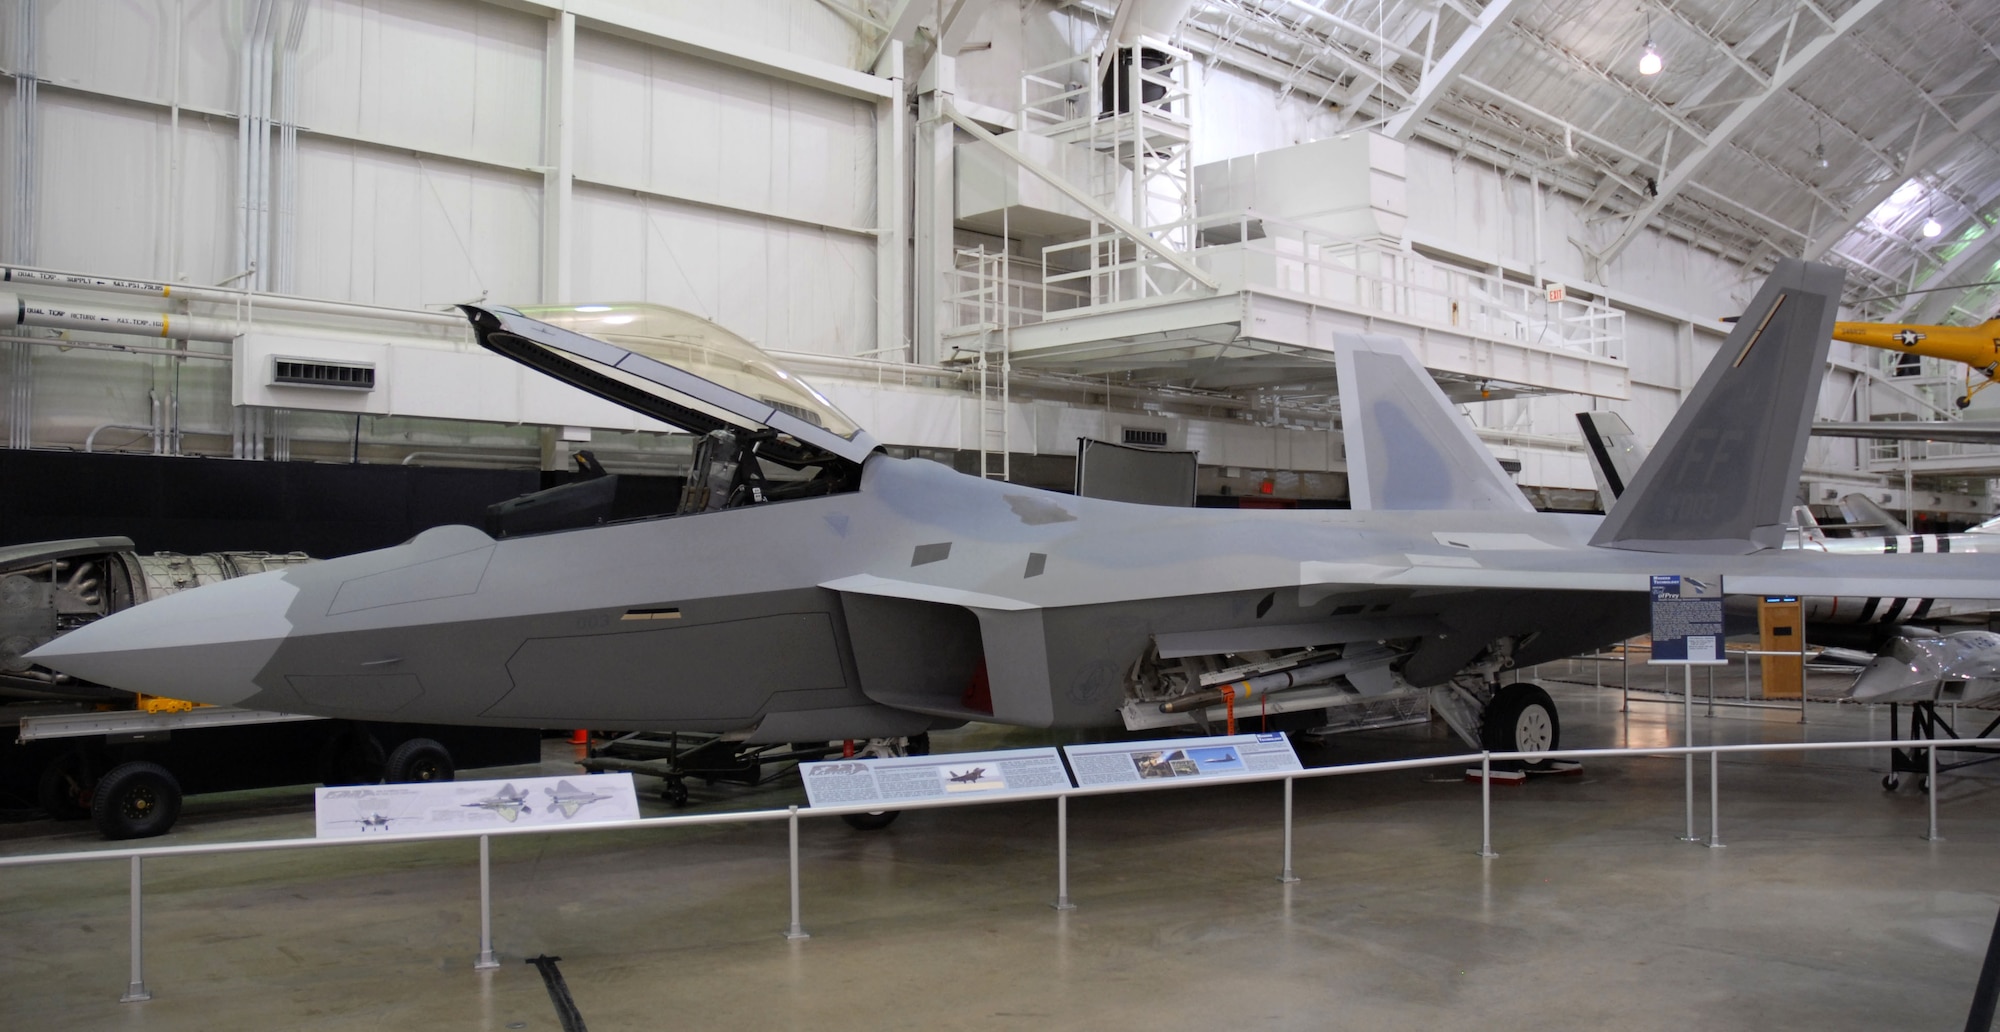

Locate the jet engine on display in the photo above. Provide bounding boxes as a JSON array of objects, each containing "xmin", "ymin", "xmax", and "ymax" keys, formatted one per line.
[{"xmin": 32, "ymin": 261, "xmax": 2000, "ymax": 766}]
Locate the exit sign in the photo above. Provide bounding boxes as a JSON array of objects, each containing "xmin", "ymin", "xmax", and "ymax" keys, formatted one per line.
[{"xmin": 1545, "ymin": 284, "xmax": 1566, "ymax": 303}]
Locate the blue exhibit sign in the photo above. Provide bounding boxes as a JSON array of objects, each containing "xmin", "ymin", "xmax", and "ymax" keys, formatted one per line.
[{"xmin": 1650, "ymin": 573, "xmax": 1726, "ymax": 664}]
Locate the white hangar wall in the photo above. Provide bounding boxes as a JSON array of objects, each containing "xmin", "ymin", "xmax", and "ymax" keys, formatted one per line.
[
  {"xmin": 0, "ymin": 0, "xmax": 1905, "ymax": 505},
  {"xmin": 1, "ymin": 0, "xmax": 882, "ymax": 354},
  {"xmin": 567, "ymin": 25, "xmax": 878, "ymax": 356}
]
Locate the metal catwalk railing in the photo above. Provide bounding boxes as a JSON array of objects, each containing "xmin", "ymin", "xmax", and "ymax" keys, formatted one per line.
[
  {"xmin": 0, "ymin": 733, "xmax": 1989, "ymax": 1003},
  {"xmin": 1035, "ymin": 211, "xmax": 1625, "ymax": 359}
]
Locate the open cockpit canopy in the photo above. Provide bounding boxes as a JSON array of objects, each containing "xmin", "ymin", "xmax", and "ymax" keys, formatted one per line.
[{"xmin": 462, "ymin": 302, "xmax": 877, "ymax": 468}]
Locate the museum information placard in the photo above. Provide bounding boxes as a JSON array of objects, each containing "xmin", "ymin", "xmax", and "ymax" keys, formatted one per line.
[
  {"xmin": 1063, "ymin": 732, "xmax": 1303, "ymax": 787},
  {"xmin": 1649, "ymin": 573, "xmax": 1726, "ymax": 664},
  {"xmin": 315, "ymin": 773, "xmax": 640, "ymax": 838},
  {"xmin": 799, "ymin": 747, "xmax": 1072, "ymax": 807}
]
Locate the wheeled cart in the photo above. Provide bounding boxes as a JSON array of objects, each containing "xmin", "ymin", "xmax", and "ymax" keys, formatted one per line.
[
  {"xmin": 1881, "ymin": 700, "xmax": 2000, "ymax": 791},
  {"xmin": 578, "ymin": 732, "xmax": 844, "ymax": 806}
]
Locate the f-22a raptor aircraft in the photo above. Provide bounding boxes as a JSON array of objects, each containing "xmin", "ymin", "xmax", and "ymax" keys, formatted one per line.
[{"xmin": 30, "ymin": 260, "xmax": 2000, "ymax": 763}]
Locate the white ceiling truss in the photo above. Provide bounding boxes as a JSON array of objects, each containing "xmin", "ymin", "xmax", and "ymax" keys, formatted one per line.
[{"xmin": 1148, "ymin": 0, "xmax": 2000, "ymax": 320}]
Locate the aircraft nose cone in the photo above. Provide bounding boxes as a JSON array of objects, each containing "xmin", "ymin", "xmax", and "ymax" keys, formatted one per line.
[
  {"xmin": 1847, "ymin": 656, "xmax": 1925, "ymax": 703},
  {"xmin": 27, "ymin": 570, "xmax": 301, "ymax": 706}
]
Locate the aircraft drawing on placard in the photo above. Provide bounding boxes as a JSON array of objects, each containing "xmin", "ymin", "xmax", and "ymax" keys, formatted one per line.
[
  {"xmin": 339, "ymin": 812, "xmax": 409, "ymax": 833},
  {"xmin": 464, "ymin": 784, "xmax": 532, "ymax": 822},
  {"xmin": 33, "ymin": 260, "xmax": 2000, "ymax": 788},
  {"xmin": 542, "ymin": 780, "xmax": 613, "ymax": 819},
  {"xmin": 947, "ymin": 767, "xmax": 988, "ymax": 784}
]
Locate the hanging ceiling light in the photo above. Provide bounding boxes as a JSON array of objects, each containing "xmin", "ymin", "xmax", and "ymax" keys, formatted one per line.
[
  {"xmin": 1922, "ymin": 218, "xmax": 1943, "ymax": 238},
  {"xmin": 1639, "ymin": 40, "xmax": 1663, "ymax": 76}
]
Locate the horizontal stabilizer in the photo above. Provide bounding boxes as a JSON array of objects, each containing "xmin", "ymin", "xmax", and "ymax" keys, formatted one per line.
[
  {"xmin": 1592, "ymin": 259, "xmax": 1843, "ymax": 553},
  {"xmin": 1334, "ymin": 332, "xmax": 1531, "ymax": 512}
]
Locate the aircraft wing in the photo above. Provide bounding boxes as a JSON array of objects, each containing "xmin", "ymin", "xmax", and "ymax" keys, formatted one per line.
[{"xmin": 1810, "ymin": 420, "xmax": 2000, "ymax": 445}]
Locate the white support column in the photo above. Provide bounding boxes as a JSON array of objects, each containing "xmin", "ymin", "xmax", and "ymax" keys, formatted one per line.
[
  {"xmin": 1597, "ymin": 0, "xmax": 1886, "ymax": 267},
  {"xmin": 1804, "ymin": 93, "xmax": 2000, "ymax": 262},
  {"xmin": 541, "ymin": 11, "xmax": 576, "ymax": 303},
  {"xmin": 874, "ymin": 42, "xmax": 909, "ymax": 362},
  {"xmin": 912, "ymin": 55, "xmax": 956, "ymax": 366},
  {"xmin": 1386, "ymin": 0, "xmax": 1521, "ymax": 142}
]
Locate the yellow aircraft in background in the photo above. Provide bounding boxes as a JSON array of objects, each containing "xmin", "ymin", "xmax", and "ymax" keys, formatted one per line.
[{"xmin": 1833, "ymin": 318, "xmax": 2000, "ymax": 407}]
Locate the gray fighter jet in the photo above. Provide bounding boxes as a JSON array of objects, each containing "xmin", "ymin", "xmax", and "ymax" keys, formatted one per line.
[
  {"xmin": 1849, "ymin": 628, "xmax": 2000, "ymax": 704},
  {"xmin": 1579, "ymin": 409, "xmax": 1999, "ymax": 633},
  {"xmin": 464, "ymin": 784, "xmax": 532, "ymax": 822},
  {"xmin": 30, "ymin": 260, "xmax": 2000, "ymax": 760},
  {"xmin": 543, "ymin": 780, "xmax": 614, "ymax": 819}
]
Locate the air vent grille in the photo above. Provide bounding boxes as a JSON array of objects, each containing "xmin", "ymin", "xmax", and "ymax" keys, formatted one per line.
[
  {"xmin": 1121, "ymin": 427, "xmax": 1168, "ymax": 448},
  {"xmin": 272, "ymin": 358, "xmax": 376, "ymax": 391}
]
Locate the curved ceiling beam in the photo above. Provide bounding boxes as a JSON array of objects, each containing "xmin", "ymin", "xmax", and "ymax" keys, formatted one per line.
[
  {"xmin": 1594, "ymin": 0, "xmax": 1886, "ymax": 267},
  {"xmin": 1385, "ymin": 0, "xmax": 1522, "ymax": 142},
  {"xmin": 1803, "ymin": 92, "xmax": 2000, "ymax": 262}
]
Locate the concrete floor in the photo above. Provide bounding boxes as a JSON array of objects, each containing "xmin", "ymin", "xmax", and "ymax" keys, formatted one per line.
[{"xmin": 3, "ymin": 671, "xmax": 1998, "ymax": 1031}]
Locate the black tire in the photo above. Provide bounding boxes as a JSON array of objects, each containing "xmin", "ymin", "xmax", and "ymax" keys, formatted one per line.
[
  {"xmin": 1882, "ymin": 774, "xmax": 1901, "ymax": 791},
  {"xmin": 37, "ymin": 750, "xmax": 93, "ymax": 821},
  {"xmin": 91, "ymin": 761, "xmax": 182, "ymax": 840},
  {"xmin": 384, "ymin": 738, "xmax": 455, "ymax": 783},
  {"xmin": 320, "ymin": 726, "xmax": 386, "ymax": 786},
  {"xmin": 1482, "ymin": 683, "xmax": 1560, "ymax": 768},
  {"xmin": 662, "ymin": 779, "xmax": 690, "ymax": 807}
]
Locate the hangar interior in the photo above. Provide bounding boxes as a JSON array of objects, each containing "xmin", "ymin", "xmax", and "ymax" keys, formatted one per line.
[{"xmin": 5, "ymin": 0, "xmax": 2000, "ymax": 1029}]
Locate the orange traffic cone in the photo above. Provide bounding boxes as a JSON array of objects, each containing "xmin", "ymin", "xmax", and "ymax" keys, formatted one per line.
[{"xmin": 569, "ymin": 729, "xmax": 590, "ymax": 745}]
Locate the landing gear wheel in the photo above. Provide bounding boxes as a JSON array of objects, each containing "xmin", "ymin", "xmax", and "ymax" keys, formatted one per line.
[
  {"xmin": 662, "ymin": 778, "xmax": 690, "ymax": 807},
  {"xmin": 1920, "ymin": 775, "xmax": 1933, "ymax": 794},
  {"xmin": 1957, "ymin": 395, "xmax": 1973, "ymax": 409},
  {"xmin": 37, "ymin": 750, "xmax": 92, "ymax": 821},
  {"xmin": 384, "ymin": 738, "xmax": 455, "ymax": 783},
  {"xmin": 838, "ymin": 735, "xmax": 928, "ymax": 831},
  {"xmin": 91, "ymin": 761, "xmax": 182, "ymax": 840},
  {"xmin": 1882, "ymin": 774, "xmax": 1901, "ymax": 791},
  {"xmin": 1481, "ymin": 683, "xmax": 1560, "ymax": 770}
]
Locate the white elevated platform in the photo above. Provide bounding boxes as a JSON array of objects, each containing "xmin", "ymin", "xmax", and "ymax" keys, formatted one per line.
[{"xmin": 951, "ymin": 214, "xmax": 1630, "ymax": 402}]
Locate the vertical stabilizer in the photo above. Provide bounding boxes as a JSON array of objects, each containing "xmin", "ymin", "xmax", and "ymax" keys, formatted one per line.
[
  {"xmin": 1576, "ymin": 410, "xmax": 1647, "ymax": 502},
  {"xmin": 1838, "ymin": 493, "xmax": 1909, "ymax": 536},
  {"xmin": 1334, "ymin": 332, "xmax": 1532, "ymax": 512},
  {"xmin": 1591, "ymin": 259, "xmax": 1844, "ymax": 553}
]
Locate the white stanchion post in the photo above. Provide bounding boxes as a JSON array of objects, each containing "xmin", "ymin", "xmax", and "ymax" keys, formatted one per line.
[
  {"xmin": 120, "ymin": 855, "xmax": 150, "ymax": 1003},
  {"xmin": 1681, "ymin": 665, "xmax": 1698, "ymax": 842},
  {"xmin": 1478, "ymin": 752, "xmax": 1497, "ymax": 859},
  {"xmin": 475, "ymin": 834, "xmax": 498, "ymax": 969},
  {"xmin": 1279, "ymin": 777, "xmax": 1299, "ymax": 883},
  {"xmin": 1707, "ymin": 750, "xmax": 1724, "ymax": 849},
  {"xmin": 1927, "ymin": 747, "xmax": 1943, "ymax": 842},
  {"xmin": 1621, "ymin": 641, "xmax": 1630, "ymax": 712},
  {"xmin": 1799, "ymin": 631, "xmax": 1810, "ymax": 724},
  {"xmin": 786, "ymin": 806, "xmax": 809, "ymax": 940},
  {"xmin": 1053, "ymin": 795, "xmax": 1076, "ymax": 910}
]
